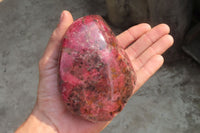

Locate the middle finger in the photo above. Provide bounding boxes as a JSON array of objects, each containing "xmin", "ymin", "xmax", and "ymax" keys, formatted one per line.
[{"xmin": 125, "ymin": 24, "xmax": 170, "ymax": 61}]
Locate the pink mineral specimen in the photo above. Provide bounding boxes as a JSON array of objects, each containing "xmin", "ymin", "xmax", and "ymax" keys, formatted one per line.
[{"xmin": 59, "ymin": 15, "xmax": 136, "ymax": 122}]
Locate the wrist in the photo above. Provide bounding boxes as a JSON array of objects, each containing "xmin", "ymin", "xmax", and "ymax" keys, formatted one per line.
[{"xmin": 15, "ymin": 104, "xmax": 58, "ymax": 133}]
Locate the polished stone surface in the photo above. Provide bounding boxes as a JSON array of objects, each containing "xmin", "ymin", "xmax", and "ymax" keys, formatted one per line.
[{"xmin": 59, "ymin": 15, "xmax": 135, "ymax": 121}]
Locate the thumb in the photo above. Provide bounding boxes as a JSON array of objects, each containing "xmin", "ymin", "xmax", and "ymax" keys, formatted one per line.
[{"xmin": 39, "ymin": 10, "xmax": 73, "ymax": 71}]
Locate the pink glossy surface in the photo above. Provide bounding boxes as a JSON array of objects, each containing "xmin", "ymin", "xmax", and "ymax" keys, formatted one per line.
[{"xmin": 59, "ymin": 15, "xmax": 136, "ymax": 122}]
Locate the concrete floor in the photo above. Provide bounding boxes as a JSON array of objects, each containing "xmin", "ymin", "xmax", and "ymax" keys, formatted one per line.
[{"xmin": 0, "ymin": 0, "xmax": 200, "ymax": 133}]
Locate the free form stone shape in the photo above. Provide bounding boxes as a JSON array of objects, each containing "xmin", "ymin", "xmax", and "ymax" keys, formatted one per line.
[{"xmin": 59, "ymin": 15, "xmax": 136, "ymax": 122}]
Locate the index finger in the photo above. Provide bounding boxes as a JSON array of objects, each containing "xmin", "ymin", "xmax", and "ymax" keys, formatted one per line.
[{"xmin": 116, "ymin": 23, "xmax": 151, "ymax": 49}]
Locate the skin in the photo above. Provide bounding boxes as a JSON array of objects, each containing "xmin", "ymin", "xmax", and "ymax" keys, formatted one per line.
[{"xmin": 16, "ymin": 10, "xmax": 174, "ymax": 133}]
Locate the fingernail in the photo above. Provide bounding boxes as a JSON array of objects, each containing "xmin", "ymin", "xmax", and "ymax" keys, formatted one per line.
[{"xmin": 60, "ymin": 11, "xmax": 64, "ymax": 22}]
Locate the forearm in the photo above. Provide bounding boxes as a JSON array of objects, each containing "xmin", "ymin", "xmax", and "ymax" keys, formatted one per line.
[{"xmin": 15, "ymin": 106, "xmax": 58, "ymax": 133}]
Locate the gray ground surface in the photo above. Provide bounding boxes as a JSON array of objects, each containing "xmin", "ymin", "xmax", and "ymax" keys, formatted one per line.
[{"xmin": 0, "ymin": 0, "xmax": 199, "ymax": 133}]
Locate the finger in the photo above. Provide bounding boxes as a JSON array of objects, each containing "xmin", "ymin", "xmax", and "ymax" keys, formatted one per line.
[
  {"xmin": 132, "ymin": 55, "xmax": 164, "ymax": 94},
  {"xmin": 126, "ymin": 24, "xmax": 170, "ymax": 61},
  {"xmin": 42, "ymin": 11, "xmax": 73, "ymax": 64},
  {"xmin": 131, "ymin": 35, "xmax": 174, "ymax": 71},
  {"xmin": 117, "ymin": 23, "xmax": 151, "ymax": 49}
]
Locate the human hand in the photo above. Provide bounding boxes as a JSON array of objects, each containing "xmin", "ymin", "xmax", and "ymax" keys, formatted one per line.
[
  {"xmin": 16, "ymin": 10, "xmax": 173, "ymax": 133},
  {"xmin": 117, "ymin": 22, "xmax": 173, "ymax": 94}
]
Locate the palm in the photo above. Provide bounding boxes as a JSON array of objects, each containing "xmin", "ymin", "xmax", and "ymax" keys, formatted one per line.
[{"xmin": 36, "ymin": 11, "xmax": 173, "ymax": 133}]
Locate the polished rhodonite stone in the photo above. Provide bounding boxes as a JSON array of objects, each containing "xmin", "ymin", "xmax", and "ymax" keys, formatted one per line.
[{"xmin": 59, "ymin": 15, "xmax": 136, "ymax": 122}]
